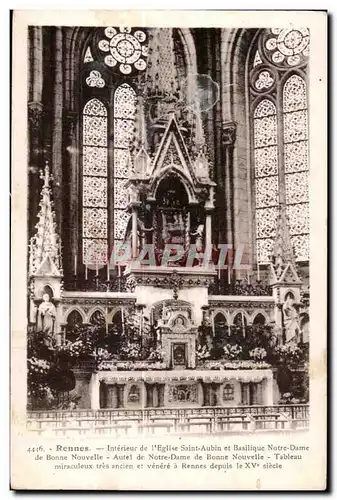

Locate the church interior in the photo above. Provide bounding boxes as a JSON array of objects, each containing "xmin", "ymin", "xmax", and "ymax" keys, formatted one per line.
[{"xmin": 27, "ymin": 26, "xmax": 310, "ymax": 434}]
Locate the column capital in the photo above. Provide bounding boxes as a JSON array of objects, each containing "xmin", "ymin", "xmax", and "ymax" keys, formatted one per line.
[
  {"xmin": 28, "ymin": 101, "xmax": 44, "ymax": 129},
  {"xmin": 222, "ymin": 121, "xmax": 237, "ymax": 146}
]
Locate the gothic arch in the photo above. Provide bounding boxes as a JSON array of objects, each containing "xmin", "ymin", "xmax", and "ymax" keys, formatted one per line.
[
  {"xmin": 88, "ymin": 307, "xmax": 106, "ymax": 325},
  {"xmin": 64, "ymin": 307, "xmax": 85, "ymax": 324},
  {"xmin": 251, "ymin": 311, "xmax": 268, "ymax": 325},
  {"xmin": 151, "ymin": 167, "xmax": 196, "ymax": 205}
]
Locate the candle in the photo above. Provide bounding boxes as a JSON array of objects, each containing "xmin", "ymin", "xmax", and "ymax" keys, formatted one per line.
[
  {"xmin": 85, "ymin": 264, "xmax": 88, "ymax": 281},
  {"xmin": 121, "ymin": 308, "xmax": 125, "ymax": 335},
  {"xmin": 96, "ymin": 260, "xmax": 99, "ymax": 276},
  {"xmin": 241, "ymin": 311, "xmax": 246, "ymax": 337},
  {"xmin": 257, "ymin": 263, "xmax": 260, "ymax": 281},
  {"xmin": 247, "ymin": 270, "xmax": 251, "ymax": 285},
  {"xmin": 107, "ymin": 261, "xmax": 109, "ymax": 281},
  {"xmin": 74, "ymin": 253, "xmax": 77, "ymax": 276},
  {"xmin": 228, "ymin": 264, "xmax": 231, "ymax": 285}
]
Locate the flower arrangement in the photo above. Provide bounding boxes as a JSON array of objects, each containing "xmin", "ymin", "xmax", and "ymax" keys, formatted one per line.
[
  {"xmin": 275, "ymin": 343, "xmax": 302, "ymax": 364},
  {"xmin": 223, "ymin": 343, "xmax": 243, "ymax": 360},
  {"xmin": 147, "ymin": 346, "xmax": 165, "ymax": 362},
  {"xmin": 196, "ymin": 345, "xmax": 211, "ymax": 360},
  {"xmin": 200, "ymin": 359, "xmax": 271, "ymax": 370},
  {"xmin": 249, "ymin": 347, "xmax": 267, "ymax": 361}
]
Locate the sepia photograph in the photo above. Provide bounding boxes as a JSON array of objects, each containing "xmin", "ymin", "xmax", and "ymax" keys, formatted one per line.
[
  {"xmin": 26, "ymin": 23, "xmax": 311, "ymax": 436},
  {"xmin": 11, "ymin": 9, "xmax": 327, "ymax": 490}
]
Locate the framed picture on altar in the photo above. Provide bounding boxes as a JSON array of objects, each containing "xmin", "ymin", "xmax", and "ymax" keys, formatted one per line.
[{"xmin": 171, "ymin": 342, "xmax": 187, "ymax": 368}]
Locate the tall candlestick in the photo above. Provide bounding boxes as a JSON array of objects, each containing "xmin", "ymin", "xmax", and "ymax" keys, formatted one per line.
[
  {"xmin": 121, "ymin": 308, "xmax": 125, "ymax": 335},
  {"xmin": 74, "ymin": 253, "xmax": 77, "ymax": 276},
  {"xmin": 241, "ymin": 311, "xmax": 246, "ymax": 337},
  {"xmin": 257, "ymin": 263, "xmax": 260, "ymax": 281}
]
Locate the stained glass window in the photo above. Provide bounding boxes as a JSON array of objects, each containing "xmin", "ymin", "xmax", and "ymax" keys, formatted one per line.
[
  {"xmin": 283, "ymin": 74, "xmax": 309, "ymax": 260},
  {"xmin": 254, "ymin": 99, "xmax": 279, "ymax": 263},
  {"xmin": 98, "ymin": 27, "xmax": 148, "ymax": 75},
  {"xmin": 82, "ymin": 98, "xmax": 108, "ymax": 265},
  {"xmin": 251, "ymin": 29, "xmax": 309, "ymax": 263},
  {"xmin": 113, "ymin": 83, "xmax": 135, "ymax": 243}
]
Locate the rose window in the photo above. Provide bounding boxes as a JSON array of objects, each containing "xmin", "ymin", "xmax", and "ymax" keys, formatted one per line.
[
  {"xmin": 264, "ymin": 28, "xmax": 309, "ymax": 67},
  {"xmin": 98, "ymin": 26, "xmax": 147, "ymax": 74}
]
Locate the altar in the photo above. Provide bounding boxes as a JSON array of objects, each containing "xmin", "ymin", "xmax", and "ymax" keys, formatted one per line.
[{"xmin": 91, "ymin": 369, "xmax": 274, "ymax": 409}]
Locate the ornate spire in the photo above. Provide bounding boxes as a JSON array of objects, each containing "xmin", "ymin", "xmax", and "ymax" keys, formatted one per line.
[
  {"xmin": 271, "ymin": 204, "xmax": 299, "ymax": 282},
  {"xmin": 29, "ymin": 161, "xmax": 63, "ymax": 277}
]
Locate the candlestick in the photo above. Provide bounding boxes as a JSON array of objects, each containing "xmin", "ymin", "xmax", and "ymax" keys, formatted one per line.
[
  {"xmin": 257, "ymin": 263, "xmax": 260, "ymax": 281},
  {"xmin": 85, "ymin": 264, "xmax": 88, "ymax": 281},
  {"xmin": 121, "ymin": 308, "xmax": 125, "ymax": 335},
  {"xmin": 241, "ymin": 311, "xmax": 246, "ymax": 337}
]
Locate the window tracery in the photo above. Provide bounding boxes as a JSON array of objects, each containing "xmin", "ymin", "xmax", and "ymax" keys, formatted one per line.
[
  {"xmin": 250, "ymin": 29, "xmax": 309, "ymax": 263},
  {"xmin": 82, "ymin": 98, "xmax": 108, "ymax": 265},
  {"xmin": 113, "ymin": 83, "xmax": 135, "ymax": 243}
]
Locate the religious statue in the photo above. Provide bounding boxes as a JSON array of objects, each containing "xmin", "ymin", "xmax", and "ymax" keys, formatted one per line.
[
  {"xmin": 282, "ymin": 293, "xmax": 300, "ymax": 344},
  {"xmin": 37, "ymin": 293, "xmax": 56, "ymax": 344},
  {"xmin": 190, "ymin": 223, "xmax": 204, "ymax": 253},
  {"xmin": 172, "ymin": 316, "xmax": 186, "ymax": 332}
]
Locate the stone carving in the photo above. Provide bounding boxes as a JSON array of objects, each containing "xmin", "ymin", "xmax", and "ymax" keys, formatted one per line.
[
  {"xmin": 168, "ymin": 383, "xmax": 198, "ymax": 403},
  {"xmin": 37, "ymin": 292, "xmax": 56, "ymax": 342},
  {"xmin": 222, "ymin": 122, "xmax": 237, "ymax": 146},
  {"xmin": 282, "ymin": 292, "xmax": 300, "ymax": 344}
]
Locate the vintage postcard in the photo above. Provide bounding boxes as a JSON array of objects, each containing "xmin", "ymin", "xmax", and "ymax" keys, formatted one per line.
[{"xmin": 11, "ymin": 10, "xmax": 327, "ymax": 490}]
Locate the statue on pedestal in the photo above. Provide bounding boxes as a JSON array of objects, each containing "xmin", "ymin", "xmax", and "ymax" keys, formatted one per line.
[
  {"xmin": 282, "ymin": 293, "xmax": 300, "ymax": 344},
  {"xmin": 37, "ymin": 293, "xmax": 56, "ymax": 346}
]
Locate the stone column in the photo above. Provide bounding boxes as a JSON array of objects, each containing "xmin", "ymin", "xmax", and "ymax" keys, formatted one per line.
[
  {"xmin": 202, "ymin": 382, "xmax": 211, "ymax": 406},
  {"xmin": 145, "ymin": 383, "xmax": 154, "ymax": 407},
  {"xmin": 131, "ymin": 205, "xmax": 138, "ymax": 258},
  {"xmin": 63, "ymin": 111, "xmax": 79, "ymax": 278},
  {"xmin": 158, "ymin": 384, "xmax": 165, "ymax": 407},
  {"xmin": 51, "ymin": 27, "xmax": 64, "ymax": 234},
  {"xmin": 221, "ymin": 122, "xmax": 236, "ymax": 253},
  {"xmin": 212, "ymin": 383, "xmax": 222, "ymax": 406},
  {"xmin": 106, "ymin": 384, "xmax": 119, "ymax": 409},
  {"xmin": 241, "ymin": 382, "xmax": 250, "ymax": 405},
  {"xmin": 117, "ymin": 384, "xmax": 126, "ymax": 408},
  {"xmin": 152, "ymin": 384, "xmax": 159, "ymax": 408},
  {"xmin": 262, "ymin": 377, "xmax": 274, "ymax": 406},
  {"xmin": 205, "ymin": 210, "xmax": 212, "ymax": 261},
  {"xmin": 89, "ymin": 372, "xmax": 100, "ymax": 410},
  {"xmin": 28, "ymin": 102, "xmax": 44, "ymax": 238}
]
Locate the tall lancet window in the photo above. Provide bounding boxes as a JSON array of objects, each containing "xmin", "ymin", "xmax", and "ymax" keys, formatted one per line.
[
  {"xmin": 249, "ymin": 28, "xmax": 309, "ymax": 264},
  {"xmin": 79, "ymin": 27, "xmax": 192, "ymax": 266},
  {"xmin": 82, "ymin": 98, "xmax": 108, "ymax": 265},
  {"xmin": 114, "ymin": 83, "xmax": 136, "ymax": 244}
]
